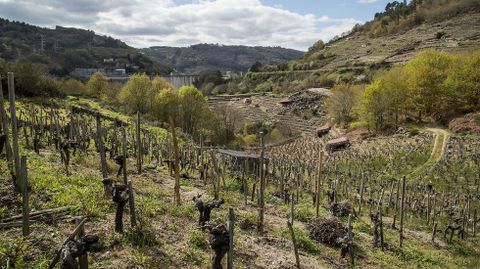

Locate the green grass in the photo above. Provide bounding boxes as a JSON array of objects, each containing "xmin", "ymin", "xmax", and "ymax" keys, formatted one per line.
[
  {"xmin": 274, "ymin": 226, "xmax": 320, "ymax": 254},
  {"xmin": 27, "ymin": 151, "xmax": 110, "ymax": 219},
  {"xmin": 1, "ymin": 97, "xmax": 478, "ymax": 269},
  {"xmin": 187, "ymin": 228, "xmax": 209, "ymax": 250},
  {"xmin": 179, "ymin": 247, "xmax": 205, "ymax": 266}
]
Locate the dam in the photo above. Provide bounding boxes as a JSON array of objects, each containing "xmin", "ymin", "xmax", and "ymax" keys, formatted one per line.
[{"xmin": 164, "ymin": 74, "xmax": 199, "ymax": 89}]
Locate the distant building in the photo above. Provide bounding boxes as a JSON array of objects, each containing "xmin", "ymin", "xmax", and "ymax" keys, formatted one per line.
[
  {"xmin": 108, "ymin": 69, "xmax": 126, "ymax": 76},
  {"xmin": 72, "ymin": 68, "xmax": 106, "ymax": 78},
  {"xmin": 72, "ymin": 68, "xmax": 130, "ymax": 82},
  {"xmin": 222, "ymin": 71, "xmax": 244, "ymax": 80}
]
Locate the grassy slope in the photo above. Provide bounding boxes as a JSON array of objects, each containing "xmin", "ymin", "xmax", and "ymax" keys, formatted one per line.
[
  {"xmin": 243, "ymin": 11, "xmax": 480, "ymax": 91},
  {"xmin": 0, "ymin": 99, "xmax": 479, "ymax": 269}
]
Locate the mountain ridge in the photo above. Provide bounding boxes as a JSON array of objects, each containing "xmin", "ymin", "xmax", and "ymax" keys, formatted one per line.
[
  {"xmin": 142, "ymin": 43, "xmax": 303, "ymax": 73},
  {"xmin": 0, "ymin": 18, "xmax": 174, "ymax": 76}
]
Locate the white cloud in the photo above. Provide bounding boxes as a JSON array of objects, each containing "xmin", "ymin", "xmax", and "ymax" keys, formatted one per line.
[
  {"xmin": 0, "ymin": 0, "xmax": 361, "ymax": 51},
  {"xmin": 358, "ymin": 0, "xmax": 380, "ymax": 3}
]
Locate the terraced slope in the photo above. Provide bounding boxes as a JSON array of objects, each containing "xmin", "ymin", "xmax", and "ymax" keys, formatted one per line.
[{"xmin": 208, "ymin": 91, "xmax": 329, "ymax": 136}]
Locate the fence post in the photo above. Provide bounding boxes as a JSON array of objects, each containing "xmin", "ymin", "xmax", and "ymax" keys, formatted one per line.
[
  {"xmin": 257, "ymin": 131, "xmax": 265, "ymax": 234},
  {"xmin": 121, "ymin": 127, "xmax": 136, "ymax": 227},
  {"xmin": 136, "ymin": 111, "xmax": 142, "ymax": 173},
  {"xmin": 400, "ymin": 176, "xmax": 406, "ymax": 248},
  {"xmin": 0, "ymin": 75, "xmax": 12, "ymax": 162},
  {"xmin": 287, "ymin": 220, "xmax": 301, "ymax": 269},
  {"xmin": 8, "ymin": 72, "xmax": 21, "ymax": 193},
  {"xmin": 316, "ymin": 151, "xmax": 323, "ymax": 217},
  {"xmin": 348, "ymin": 214, "xmax": 354, "ymax": 267},
  {"xmin": 169, "ymin": 117, "xmax": 181, "ymax": 205},
  {"xmin": 96, "ymin": 115, "xmax": 108, "ymax": 181},
  {"xmin": 227, "ymin": 207, "xmax": 234, "ymax": 269},
  {"xmin": 21, "ymin": 156, "xmax": 29, "ymax": 236},
  {"xmin": 358, "ymin": 173, "xmax": 364, "ymax": 216}
]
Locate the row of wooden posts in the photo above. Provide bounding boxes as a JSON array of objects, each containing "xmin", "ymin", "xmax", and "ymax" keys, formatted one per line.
[{"xmin": 0, "ymin": 73, "xmax": 31, "ymax": 237}]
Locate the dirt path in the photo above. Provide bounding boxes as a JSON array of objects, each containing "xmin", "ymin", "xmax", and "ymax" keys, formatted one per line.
[
  {"xmin": 426, "ymin": 128, "xmax": 450, "ymax": 164},
  {"xmin": 411, "ymin": 128, "xmax": 449, "ymax": 177}
]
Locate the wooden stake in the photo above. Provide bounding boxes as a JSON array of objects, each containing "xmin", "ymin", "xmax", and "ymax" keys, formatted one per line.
[
  {"xmin": 227, "ymin": 207, "xmax": 234, "ymax": 269},
  {"xmin": 8, "ymin": 73, "xmax": 21, "ymax": 193},
  {"xmin": 170, "ymin": 117, "xmax": 181, "ymax": 205},
  {"xmin": 348, "ymin": 214, "xmax": 354, "ymax": 267},
  {"xmin": 392, "ymin": 179, "xmax": 400, "ymax": 229},
  {"xmin": 0, "ymin": 75, "xmax": 12, "ymax": 162},
  {"xmin": 316, "ymin": 151, "xmax": 323, "ymax": 217},
  {"xmin": 136, "ymin": 111, "xmax": 142, "ymax": 173},
  {"xmin": 243, "ymin": 159, "xmax": 248, "ymax": 205},
  {"xmin": 121, "ymin": 128, "xmax": 136, "ymax": 227},
  {"xmin": 21, "ymin": 156, "xmax": 29, "ymax": 236},
  {"xmin": 379, "ymin": 198, "xmax": 385, "ymax": 251},
  {"xmin": 121, "ymin": 128, "xmax": 129, "ymax": 185},
  {"xmin": 358, "ymin": 173, "xmax": 364, "ymax": 217},
  {"xmin": 96, "ymin": 115, "xmax": 108, "ymax": 181},
  {"xmin": 400, "ymin": 176, "xmax": 406, "ymax": 248},
  {"xmin": 287, "ymin": 220, "xmax": 301, "ymax": 269},
  {"xmin": 257, "ymin": 132, "xmax": 265, "ymax": 234}
]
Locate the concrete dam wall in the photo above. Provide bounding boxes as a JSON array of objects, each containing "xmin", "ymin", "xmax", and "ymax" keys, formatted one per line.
[{"xmin": 164, "ymin": 74, "xmax": 199, "ymax": 89}]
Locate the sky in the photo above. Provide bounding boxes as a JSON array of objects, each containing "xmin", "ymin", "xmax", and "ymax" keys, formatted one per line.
[{"xmin": 0, "ymin": 0, "xmax": 395, "ymax": 51}]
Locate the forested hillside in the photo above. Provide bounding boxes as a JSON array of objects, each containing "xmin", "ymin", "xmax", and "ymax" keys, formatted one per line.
[
  {"xmin": 0, "ymin": 18, "xmax": 173, "ymax": 76},
  {"xmin": 142, "ymin": 44, "xmax": 303, "ymax": 73}
]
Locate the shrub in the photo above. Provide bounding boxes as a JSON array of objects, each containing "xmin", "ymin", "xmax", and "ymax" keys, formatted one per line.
[
  {"xmin": 61, "ymin": 79, "xmax": 86, "ymax": 96},
  {"xmin": 255, "ymin": 80, "xmax": 274, "ymax": 92},
  {"xmin": 268, "ymin": 128, "xmax": 284, "ymax": 143},
  {"xmin": 242, "ymin": 134, "xmax": 257, "ymax": 146},
  {"xmin": 436, "ymin": 31, "xmax": 446, "ymax": 39}
]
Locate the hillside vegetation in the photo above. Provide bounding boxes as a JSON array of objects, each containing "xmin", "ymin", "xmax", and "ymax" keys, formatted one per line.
[
  {"xmin": 142, "ymin": 44, "xmax": 303, "ymax": 73},
  {"xmin": 0, "ymin": 18, "xmax": 172, "ymax": 76},
  {"xmin": 235, "ymin": 0, "xmax": 480, "ymax": 94},
  {"xmin": 325, "ymin": 49, "xmax": 480, "ymax": 132}
]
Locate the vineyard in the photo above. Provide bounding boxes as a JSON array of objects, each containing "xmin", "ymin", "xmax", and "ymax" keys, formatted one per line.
[{"xmin": 0, "ymin": 72, "xmax": 479, "ymax": 269}]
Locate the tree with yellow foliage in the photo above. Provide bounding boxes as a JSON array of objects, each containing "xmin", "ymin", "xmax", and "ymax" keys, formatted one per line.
[
  {"xmin": 86, "ymin": 72, "xmax": 109, "ymax": 98},
  {"xmin": 404, "ymin": 49, "xmax": 452, "ymax": 121},
  {"xmin": 118, "ymin": 73, "xmax": 153, "ymax": 114}
]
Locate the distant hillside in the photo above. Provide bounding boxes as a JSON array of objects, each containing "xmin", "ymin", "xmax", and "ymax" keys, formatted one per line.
[
  {"xmin": 0, "ymin": 18, "xmax": 173, "ymax": 76},
  {"xmin": 239, "ymin": 0, "xmax": 480, "ymax": 93},
  {"xmin": 142, "ymin": 44, "xmax": 303, "ymax": 73}
]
